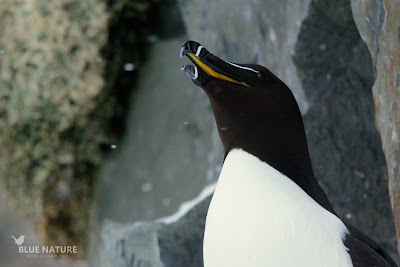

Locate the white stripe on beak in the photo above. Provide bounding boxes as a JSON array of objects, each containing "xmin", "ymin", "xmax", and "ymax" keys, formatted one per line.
[
  {"xmin": 195, "ymin": 46, "xmax": 204, "ymax": 57},
  {"xmin": 224, "ymin": 60, "xmax": 259, "ymax": 73}
]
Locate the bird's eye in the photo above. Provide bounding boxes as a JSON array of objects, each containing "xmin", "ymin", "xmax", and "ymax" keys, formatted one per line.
[{"xmin": 257, "ymin": 72, "xmax": 268, "ymax": 80}]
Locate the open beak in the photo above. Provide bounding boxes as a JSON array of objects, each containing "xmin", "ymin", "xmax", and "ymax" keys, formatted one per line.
[{"xmin": 180, "ymin": 40, "xmax": 250, "ymax": 87}]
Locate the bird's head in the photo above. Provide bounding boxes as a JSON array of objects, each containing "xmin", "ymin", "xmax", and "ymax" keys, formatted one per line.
[
  {"xmin": 180, "ymin": 40, "xmax": 282, "ymax": 91},
  {"xmin": 180, "ymin": 40, "xmax": 313, "ymax": 177}
]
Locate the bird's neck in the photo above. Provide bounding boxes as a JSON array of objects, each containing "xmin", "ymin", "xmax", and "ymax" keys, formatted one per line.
[{"xmin": 210, "ymin": 97, "xmax": 336, "ymax": 214}]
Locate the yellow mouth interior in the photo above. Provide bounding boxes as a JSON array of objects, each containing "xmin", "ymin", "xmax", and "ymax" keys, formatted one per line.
[{"xmin": 187, "ymin": 53, "xmax": 249, "ymax": 86}]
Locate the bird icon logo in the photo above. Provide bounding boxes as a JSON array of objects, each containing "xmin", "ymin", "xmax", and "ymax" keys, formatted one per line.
[{"xmin": 11, "ymin": 235, "xmax": 26, "ymax": 246}]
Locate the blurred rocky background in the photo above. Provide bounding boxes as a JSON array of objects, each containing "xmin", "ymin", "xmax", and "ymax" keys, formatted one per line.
[
  {"xmin": 0, "ymin": 0, "xmax": 399, "ymax": 266},
  {"xmin": 0, "ymin": 0, "xmax": 161, "ymax": 264}
]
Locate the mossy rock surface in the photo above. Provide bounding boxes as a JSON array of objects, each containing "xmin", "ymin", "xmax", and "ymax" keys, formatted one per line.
[{"xmin": 0, "ymin": 0, "xmax": 158, "ymax": 258}]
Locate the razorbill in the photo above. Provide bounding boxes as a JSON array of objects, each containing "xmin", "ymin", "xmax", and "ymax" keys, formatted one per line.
[{"xmin": 180, "ymin": 40, "xmax": 397, "ymax": 267}]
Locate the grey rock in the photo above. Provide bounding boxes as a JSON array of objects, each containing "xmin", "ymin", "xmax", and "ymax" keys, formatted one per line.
[
  {"xmin": 294, "ymin": 0, "xmax": 397, "ymax": 259},
  {"xmin": 89, "ymin": 38, "xmax": 223, "ymax": 266},
  {"xmin": 351, "ymin": 0, "xmax": 400, "ymax": 255},
  {"xmin": 92, "ymin": 38, "xmax": 222, "ymax": 224},
  {"xmin": 157, "ymin": 196, "xmax": 212, "ymax": 267},
  {"xmin": 94, "ymin": 184, "xmax": 214, "ymax": 267},
  {"xmin": 99, "ymin": 220, "xmax": 163, "ymax": 267}
]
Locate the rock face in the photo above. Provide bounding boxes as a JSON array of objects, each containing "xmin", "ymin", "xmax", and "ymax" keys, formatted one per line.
[
  {"xmin": 89, "ymin": 1, "xmax": 225, "ymax": 264},
  {"xmin": 0, "ymin": 0, "xmax": 158, "ymax": 258},
  {"xmin": 294, "ymin": 0, "xmax": 396, "ymax": 255},
  {"xmin": 351, "ymin": 0, "xmax": 400, "ymax": 254},
  {"xmin": 157, "ymin": 196, "xmax": 211, "ymax": 267},
  {"xmin": 95, "ymin": 188, "xmax": 213, "ymax": 267}
]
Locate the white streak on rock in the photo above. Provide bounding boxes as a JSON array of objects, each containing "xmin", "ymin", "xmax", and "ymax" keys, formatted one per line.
[{"xmin": 156, "ymin": 182, "xmax": 216, "ymax": 224}]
